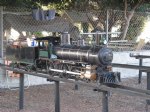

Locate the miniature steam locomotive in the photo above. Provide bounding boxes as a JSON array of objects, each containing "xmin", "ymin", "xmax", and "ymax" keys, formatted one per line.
[{"xmin": 6, "ymin": 36, "xmax": 120, "ymax": 84}]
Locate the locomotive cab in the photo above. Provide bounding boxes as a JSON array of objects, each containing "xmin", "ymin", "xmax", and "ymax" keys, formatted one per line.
[{"xmin": 35, "ymin": 36, "xmax": 60, "ymax": 59}]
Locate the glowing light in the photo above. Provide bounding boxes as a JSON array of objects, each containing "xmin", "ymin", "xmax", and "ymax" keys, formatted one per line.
[
  {"xmin": 137, "ymin": 21, "xmax": 150, "ymax": 43},
  {"xmin": 10, "ymin": 28, "xmax": 20, "ymax": 40}
]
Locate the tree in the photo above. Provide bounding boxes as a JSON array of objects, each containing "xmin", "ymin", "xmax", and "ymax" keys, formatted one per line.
[
  {"xmin": 121, "ymin": 0, "xmax": 145, "ymax": 40},
  {"xmin": 1, "ymin": 0, "xmax": 150, "ymax": 40},
  {"xmin": 68, "ymin": 0, "xmax": 150, "ymax": 40},
  {"xmin": 0, "ymin": 0, "xmax": 35, "ymax": 7},
  {"xmin": 88, "ymin": 0, "xmax": 150, "ymax": 40},
  {"xmin": 97, "ymin": 0, "xmax": 150, "ymax": 40},
  {"xmin": 0, "ymin": 0, "xmax": 71, "ymax": 9},
  {"xmin": 70, "ymin": 0, "xmax": 150, "ymax": 40}
]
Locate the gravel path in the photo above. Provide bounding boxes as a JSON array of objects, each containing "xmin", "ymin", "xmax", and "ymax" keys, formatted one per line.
[{"xmin": 0, "ymin": 77, "xmax": 149, "ymax": 112}]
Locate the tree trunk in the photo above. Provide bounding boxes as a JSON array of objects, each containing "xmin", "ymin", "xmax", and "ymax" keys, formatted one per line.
[
  {"xmin": 122, "ymin": 11, "xmax": 134, "ymax": 40},
  {"xmin": 122, "ymin": 20, "xmax": 130, "ymax": 40}
]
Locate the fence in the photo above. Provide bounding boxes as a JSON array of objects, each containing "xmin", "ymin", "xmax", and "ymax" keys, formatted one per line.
[
  {"xmin": 0, "ymin": 6, "xmax": 150, "ymax": 112},
  {"xmin": 0, "ymin": 7, "xmax": 150, "ymax": 54}
]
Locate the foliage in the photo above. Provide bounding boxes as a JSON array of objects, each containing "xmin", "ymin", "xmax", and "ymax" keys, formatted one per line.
[
  {"xmin": 0, "ymin": 0, "xmax": 71, "ymax": 9},
  {"xmin": 126, "ymin": 14, "xmax": 146, "ymax": 40},
  {"xmin": 33, "ymin": 32, "xmax": 43, "ymax": 37},
  {"xmin": 1, "ymin": 0, "xmax": 150, "ymax": 41},
  {"xmin": 0, "ymin": 0, "xmax": 35, "ymax": 8},
  {"xmin": 0, "ymin": 0, "xmax": 150, "ymax": 11}
]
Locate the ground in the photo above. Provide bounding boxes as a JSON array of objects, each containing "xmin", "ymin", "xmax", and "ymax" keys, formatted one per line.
[{"xmin": 0, "ymin": 77, "xmax": 149, "ymax": 112}]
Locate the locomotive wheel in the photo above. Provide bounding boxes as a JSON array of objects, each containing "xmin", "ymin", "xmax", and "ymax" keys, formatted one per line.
[
  {"xmin": 59, "ymin": 64, "xmax": 69, "ymax": 78},
  {"xmin": 70, "ymin": 66, "xmax": 81, "ymax": 80},
  {"xmin": 9, "ymin": 62, "xmax": 18, "ymax": 68},
  {"xmin": 25, "ymin": 65, "xmax": 33, "ymax": 72},
  {"xmin": 48, "ymin": 61, "xmax": 55, "ymax": 76},
  {"xmin": 36, "ymin": 59, "xmax": 47, "ymax": 70}
]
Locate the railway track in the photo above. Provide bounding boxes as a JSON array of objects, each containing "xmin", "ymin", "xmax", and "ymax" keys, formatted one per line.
[{"xmin": 0, "ymin": 63, "xmax": 150, "ymax": 100}]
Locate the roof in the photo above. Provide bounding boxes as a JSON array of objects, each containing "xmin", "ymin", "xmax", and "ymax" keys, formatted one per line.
[
  {"xmin": 4, "ymin": 14, "xmax": 70, "ymax": 32},
  {"xmin": 63, "ymin": 10, "xmax": 93, "ymax": 22}
]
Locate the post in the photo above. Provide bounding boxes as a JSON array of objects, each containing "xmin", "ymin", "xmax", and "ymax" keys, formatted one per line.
[
  {"xmin": 106, "ymin": 9, "xmax": 109, "ymax": 44},
  {"xmin": 146, "ymin": 72, "xmax": 150, "ymax": 111},
  {"xmin": 74, "ymin": 79, "xmax": 78, "ymax": 90},
  {"xmin": 19, "ymin": 73, "xmax": 24, "ymax": 110},
  {"xmin": 147, "ymin": 72, "xmax": 150, "ymax": 104},
  {"xmin": 102, "ymin": 91, "xmax": 108, "ymax": 112},
  {"xmin": 55, "ymin": 81, "xmax": 60, "ymax": 112},
  {"xmin": 0, "ymin": 6, "xmax": 3, "ymax": 58},
  {"xmin": 74, "ymin": 84, "xmax": 78, "ymax": 90},
  {"xmin": 138, "ymin": 58, "xmax": 143, "ymax": 84},
  {"xmin": 102, "ymin": 91, "xmax": 109, "ymax": 112}
]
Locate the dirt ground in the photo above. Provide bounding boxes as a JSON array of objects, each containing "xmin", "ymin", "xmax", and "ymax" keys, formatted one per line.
[{"xmin": 0, "ymin": 77, "xmax": 149, "ymax": 112}]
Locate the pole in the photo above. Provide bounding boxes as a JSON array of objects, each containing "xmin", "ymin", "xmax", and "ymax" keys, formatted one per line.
[
  {"xmin": 106, "ymin": 10, "xmax": 109, "ymax": 45},
  {"xmin": 19, "ymin": 73, "xmax": 24, "ymax": 110},
  {"xmin": 55, "ymin": 81, "xmax": 60, "ymax": 112},
  {"xmin": 0, "ymin": 6, "xmax": 5, "ymax": 79},
  {"xmin": 0, "ymin": 6, "xmax": 3, "ymax": 58},
  {"xmin": 102, "ymin": 91, "xmax": 109, "ymax": 112},
  {"xmin": 138, "ymin": 59, "xmax": 143, "ymax": 84}
]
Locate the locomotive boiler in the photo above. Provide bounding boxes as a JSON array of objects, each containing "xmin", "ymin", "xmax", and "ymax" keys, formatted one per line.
[
  {"xmin": 6, "ymin": 36, "xmax": 120, "ymax": 84},
  {"xmin": 54, "ymin": 45, "xmax": 113, "ymax": 66}
]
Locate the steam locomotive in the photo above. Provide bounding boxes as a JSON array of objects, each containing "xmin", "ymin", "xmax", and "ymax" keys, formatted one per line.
[{"xmin": 6, "ymin": 36, "xmax": 120, "ymax": 84}]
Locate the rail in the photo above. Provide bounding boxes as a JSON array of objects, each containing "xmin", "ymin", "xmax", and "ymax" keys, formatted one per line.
[{"xmin": 1, "ymin": 63, "xmax": 150, "ymax": 112}]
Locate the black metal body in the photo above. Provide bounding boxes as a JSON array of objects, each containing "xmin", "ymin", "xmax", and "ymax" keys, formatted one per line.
[{"xmin": 54, "ymin": 45, "xmax": 113, "ymax": 66}]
